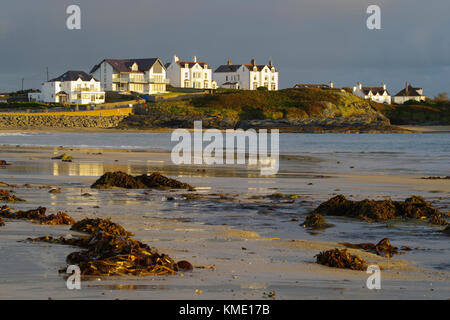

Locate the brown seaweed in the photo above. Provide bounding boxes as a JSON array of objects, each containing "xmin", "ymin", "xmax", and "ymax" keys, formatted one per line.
[
  {"xmin": 91, "ymin": 171, "xmax": 194, "ymax": 190},
  {"xmin": 339, "ymin": 238, "xmax": 399, "ymax": 258},
  {"xmin": 0, "ymin": 206, "xmax": 74, "ymax": 225},
  {"xmin": 0, "ymin": 216, "xmax": 4, "ymax": 227},
  {"xmin": 0, "ymin": 189, "xmax": 25, "ymax": 203},
  {"xmin": 29, "ymin": 217, "xmax": 191, "ymax": 277},
  {"xmin": 313, "ymin": 195, "xmax": 448, "ymax": 225},
  {"xmin": 315, "ymin": 248, "xmax": 367, "ymax": 270}
]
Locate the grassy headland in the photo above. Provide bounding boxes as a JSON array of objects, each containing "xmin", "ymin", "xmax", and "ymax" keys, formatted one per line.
[
  {"xmin": 371, "ymin": 100, "xmax": 450, "ymax": 125},
  {"xmin": 119, "ymin": 88, "xmax": 402, "ymax": 132}
]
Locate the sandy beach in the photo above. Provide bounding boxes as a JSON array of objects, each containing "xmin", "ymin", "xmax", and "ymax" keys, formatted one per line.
[{"xmin": 0, "ymin": 142, "xmax": 449, "ymax": 300}]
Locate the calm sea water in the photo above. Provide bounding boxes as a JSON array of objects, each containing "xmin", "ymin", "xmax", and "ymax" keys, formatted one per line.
[{"xmin": 1, "ymin": 131, "xmax": 449, "ymax": 176}]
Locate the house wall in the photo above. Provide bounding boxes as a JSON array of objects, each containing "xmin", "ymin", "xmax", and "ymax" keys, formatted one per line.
[
  {"xmin": 91, "ymin": 62, "xmax": 114, "ymax": 91},
  {"xmin": 92, "ymin": 60, "xmax": 167, "ymax": 95},
  {"xmin": 214, "ymin": 65, "xmax": 278, "ymax": 90},
  {"xmin": 40, "ymin": 78, "xmax": 105, "ymax": 104},
  {"xmin": 167, "ymin": 59, "xmax": 213, "ymax": 89},
  {"xmin": 393, "ymin": 96, "xmax": 426, "ymax": 104}
]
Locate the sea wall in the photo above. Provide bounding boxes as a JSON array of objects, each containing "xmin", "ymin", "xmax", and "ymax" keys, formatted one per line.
[{"xmin": 0, "ymin": 114, "xmax": 127, "ymax": 128}]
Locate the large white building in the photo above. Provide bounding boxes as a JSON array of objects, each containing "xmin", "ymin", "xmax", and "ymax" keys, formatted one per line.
[
  {"xmin": 352, "ymin": 82, "xmax": 392, "ymax": 104},
  {"xmin": 393, "ymin": 83, "xmax": 427, "ymax": 104},
  {"xmin": 165, "ymin": 55, "xmax": 216, "ymax": 89},
  {"xmin": 37, "ymin": 70, "xmax": 105, "ymax": 104},
  {"xmin": 213, "ymin": 59, "xmax": 279, "ymax": 91},
  {"xmin": 90, "ymin": 58, "xmax": 168, "ymax": 94}
]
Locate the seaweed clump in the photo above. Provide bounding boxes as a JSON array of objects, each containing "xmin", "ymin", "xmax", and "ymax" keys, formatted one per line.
[
  {"xmin": 0, "ymin": 216, "xmax": 4, "ymax": 227},
  {"xmin": 339, "ymin": 238, "xmax": 399, "ymax": 258},
  {"xmin": 29, "ymin": 217, "xmax": 192, "ymax": 276},
  {"xmin": 313, "ymin": 195, "xmax": 448, "ymax": 225},
  {"xmin": 301, "ymin": 213, "xmax": 333, "ymax": 229},
  {"xmin": 71, "ymin": 218, "xmax": 133, "ymax": 236},
  {"xmin": 0, "ymin": 189, "xmax": 25, "ymax": 203},
  {"xmin": 91, "ymin": 171, "xmax": 194, "ymax": 190},
  {"xmin": 0, "ymin": 206, "xmax": 75, "ymax": 225},
  {"xmin": 315, "ymin": 248, "xmax": 367, "ymax": 270}
]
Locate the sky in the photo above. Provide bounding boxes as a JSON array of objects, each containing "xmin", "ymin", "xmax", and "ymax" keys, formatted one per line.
[{"xmin": 1, "ymin": 0, "xmax": 449, "ymax": 96}]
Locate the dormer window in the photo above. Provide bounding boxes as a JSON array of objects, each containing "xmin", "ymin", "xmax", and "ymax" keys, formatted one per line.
[{"xmin": 132, "ymin": 63, "xmax": 138, "ymax": 71}]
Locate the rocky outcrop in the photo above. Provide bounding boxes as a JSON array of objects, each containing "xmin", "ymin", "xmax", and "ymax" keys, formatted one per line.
[
  {"xmin": 0, "ymin": 115, "xmax": 126, "ymax": 129},
  {"xmin": 118, "ymin": 101, "xmax": 408, "ymax": 133}
]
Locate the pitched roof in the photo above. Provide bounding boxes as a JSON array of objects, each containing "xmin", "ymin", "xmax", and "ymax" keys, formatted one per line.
[
  {"xmin": 394, "ymin": 85, "xmax": 423, "ymax": 97},
  {"xmin": 166, "ymin": 60, "xmax": 211, "ymax": 69},
  {"xmin": 362, "ymin": 86, "xmax": 390, "ymax": 96},
  {"xmin": 90, "ymin": 58, "xmax": 162, "ymax": 73},
  {"xmin": 244, "ymin": 64, "xmax": 272, "ymax": 71},
  {"xmin": 50, "ymin": 71, "xmax": 97, "ymax": 82},
  {"xmin": 214, "ymin": 65, "xmax": 243, "ymax": 73}
]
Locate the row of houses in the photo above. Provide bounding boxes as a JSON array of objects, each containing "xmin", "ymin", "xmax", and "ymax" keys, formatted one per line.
[
  {"xmin": 294, "ymin": 81, "xmax": 427, "ymax": 104},
  {"xmin": 29, "ymin": 55, "xmax": 280, "ymax": 104}
]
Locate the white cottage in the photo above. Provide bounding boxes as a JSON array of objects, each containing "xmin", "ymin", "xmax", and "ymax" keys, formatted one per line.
[
  {"xmin": 165, "ymin": 55, "xmax": 216, "ymax": 89},
  {"xmin": 352, "ymin": 82, "xmax": 392, "ymax": 104},
  {"xmin": 90, "ymin": 58, "xmax": 168, "ymax": 94},
  {"xmin": 213, "ymin": 59, "xmax": 279, "ymax": 91},
  {"xmin": 40, "ymin": 71, "xmax": 105, "ymax": 104},
  {"xmin": 393, "ymin": 83, "xmax": 426, "ymax": 104}
]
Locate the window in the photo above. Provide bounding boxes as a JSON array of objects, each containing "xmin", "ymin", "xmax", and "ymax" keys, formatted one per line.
[{"xmin": 185, "ymin": 72, "xmax": 189, "ymax": 78}]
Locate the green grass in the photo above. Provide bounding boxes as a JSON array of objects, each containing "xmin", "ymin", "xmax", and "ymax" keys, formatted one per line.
[
  {"xmin": 0, "ymin": 101, "xmax": 50, "ymax": 110},
  {"xmin": 371, "ymin": 100, "xmax": 450, "ymax": 125},
  {"xmin": 147, "ymin": 88, "xmax": 372, "ymax": 121}
]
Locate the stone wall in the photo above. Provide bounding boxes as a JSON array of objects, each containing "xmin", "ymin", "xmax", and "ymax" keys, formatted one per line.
[{"xmin": 0, "ymin": 114, "xmax": 127, "ymax": 129}]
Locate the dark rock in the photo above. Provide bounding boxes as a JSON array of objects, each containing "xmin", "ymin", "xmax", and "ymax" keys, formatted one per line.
[{"xmin": 301, "ymin": 213, "xmax": 333, "ymax": 229}]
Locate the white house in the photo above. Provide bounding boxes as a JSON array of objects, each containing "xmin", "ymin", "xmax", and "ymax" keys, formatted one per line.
[
  {"xmin": 90, "ymin": 58, "xmax": 168, "ymax": 94},
  {"xmin": 393, "ymin": 83, "xmax": 427, "ymax": 104},
  {"xmin": 352, "ymin": 82, "xmax": 392, "ymax": 104},
  {"xmin": 213, "ymin": 59, "xmax": 279, "ymax": 91},
  {"xmin": 39, "ymin": 71, "xmax": 105, "ymax": 104},
  {"xmin": 165, "ymin": 55, "xmax": 216, "ymax": 89}
]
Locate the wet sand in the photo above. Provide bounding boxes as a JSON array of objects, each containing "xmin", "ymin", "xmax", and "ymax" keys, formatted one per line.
[{"xmin": 0, "ymin": 146, "xmax": 449, "ymax": 300}]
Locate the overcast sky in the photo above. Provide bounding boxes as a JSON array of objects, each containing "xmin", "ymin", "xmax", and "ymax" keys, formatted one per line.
[{"xmin": 1, "ymin": 0, "xmax": 449, "ymax": 96}]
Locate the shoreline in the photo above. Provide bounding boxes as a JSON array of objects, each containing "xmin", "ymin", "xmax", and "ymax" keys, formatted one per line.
[
  {"xmin": 1, "ymin": 124, "xmax": 449, "ymax": 134},
  {"xmin": 0, "ymin": 144, "xmax": 449, "ymax": 299}
]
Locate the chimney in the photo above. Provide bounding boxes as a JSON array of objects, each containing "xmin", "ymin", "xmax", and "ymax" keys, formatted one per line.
[
  {"xmin": 227, "ymin": 59, "xmax": 232, "ymax": 66},
  {"xmin": 269, "ymin": 59, "xmax": 273, "ymax": 67},
  {"xmin": 173, "ymin": 55, "xmax": 179, "ymax": 63},
  {"xmin": 193, "ymin": 56, "xmax": 197, "ymax": 62},
  {"xmin": 329, "ymin": 81, "xmax": 334, "ymax": 89},
  {"xmin": 405, "ymin": 82, "xmax": 409, "ymax": 90},
  {"xmin": 357, "ymin": 81, "xmax": 362, "ymax": 90},
  {"xmin": 251, "ymin": 58, "xmax": 256, "ymax": 66},
  {"xmin": 382, "ymin": 82, "xmax": 386, "ymax": 90}
]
